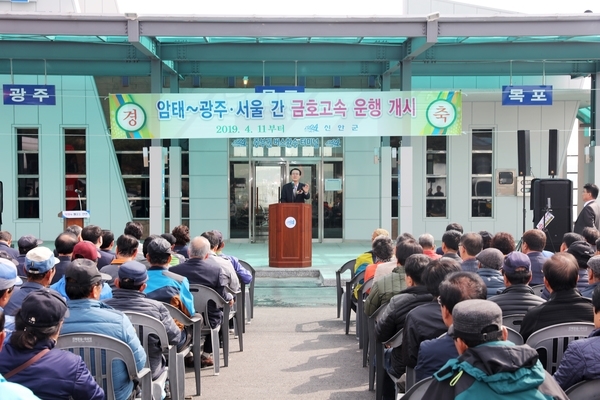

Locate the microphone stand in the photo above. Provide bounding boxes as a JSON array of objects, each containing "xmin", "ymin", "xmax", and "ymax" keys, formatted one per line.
[{"xmin": 75, "ymin": 189, "xmax": 83, "ymax": 211}]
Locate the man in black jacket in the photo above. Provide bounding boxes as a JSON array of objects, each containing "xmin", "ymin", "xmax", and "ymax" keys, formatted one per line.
[
  {"xmin": 280, "ymin": 168, "xmax": 310, "ymax": 203},
  {"xmin": 489, "ymin": 251, "xmax": 545, "ymax": 316}
]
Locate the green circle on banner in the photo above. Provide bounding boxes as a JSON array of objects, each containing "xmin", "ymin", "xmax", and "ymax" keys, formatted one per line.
[
  {"xmin": 116, "ymin": 102, "xmax": 146, "ymax": 132},
  {"xmin": 426, "ymin": 99, "xmax": 456, "ymax": 130}
]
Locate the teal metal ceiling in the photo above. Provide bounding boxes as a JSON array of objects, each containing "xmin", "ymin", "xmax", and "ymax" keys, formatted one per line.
[{"xmin": 0, "ymin": 13, "xmax": 598, "ymax": 77}]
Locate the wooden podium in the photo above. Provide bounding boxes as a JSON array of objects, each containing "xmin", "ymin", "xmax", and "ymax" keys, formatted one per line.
[{"xmin": 268, "ymin": 203, "xmax": 312, "ymax": 268}]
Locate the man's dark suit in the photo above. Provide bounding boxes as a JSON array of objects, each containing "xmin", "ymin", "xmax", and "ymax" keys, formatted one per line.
[
  {"xmin": 573, "ymin": 199, "xmax": 600, "ymax": 234},
  {"xmin": 280, "ymin": 182, "xmax": 310, "ymax": 203}
]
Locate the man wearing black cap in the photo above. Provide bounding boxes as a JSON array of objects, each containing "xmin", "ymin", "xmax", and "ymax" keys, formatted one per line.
[
  {"xmin": 475, "ymin": 247, "xmax": 505, "ymax": 297},
  {"xmin": 60, "ymin": 259, "xmax": 146, "ymax": 400},
  {"xmin": 104, "ymin": 260, "xmax": 186, "ymax": 381},
  {"xmin": 520, "ymin": 253, "xmax": 594, "ymax": 342},
  {"xmin": 424, "ymin": 299, "xmax": 568, "ymax": 399},
  {"xmin": 489, "ymin": 251, "xmax": 545, "ymax": 316}
]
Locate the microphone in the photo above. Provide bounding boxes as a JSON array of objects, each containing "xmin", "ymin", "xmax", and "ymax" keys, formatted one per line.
[
  {"xmin": 546, "ymin": 197, "xmax": 551, "ymax": 209},
  {"xmin": 74, "ymin": 189, "xmax": 83, "ymax": 195}
]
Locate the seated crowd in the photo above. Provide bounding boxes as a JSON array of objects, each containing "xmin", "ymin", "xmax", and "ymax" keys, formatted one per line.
[
  {"xmin": 0, "ymin": 223, "xmax": 252, "ymax": 400},
  {"xmin": 355, "ymin": 223, "xmax": 600, "ymax": 399}
]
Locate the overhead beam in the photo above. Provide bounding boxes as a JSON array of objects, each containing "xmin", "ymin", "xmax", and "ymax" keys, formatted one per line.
[
  {"xmin": 127, "ymin": 18, "xmax": 180, "ymax": 77},
  {"xmin": 176, "ymin": 61, "xmax": 388, "ymax": 76},
  {"xmin": 0, "ymin": 59, "xmax": 151, "ymax": 76},
  {"xmin": 0, "ymin": 13, "xmax": 128, "ymax": 36},
  {"xmin": 404, "ymin": 17, "xmax": 438, "ymax": 61},
  {"xmin": 411, "ymin": 61, "xmax": 596, "ymax": 76},
  {"xmin": 0, "ymin": 41, "xmax": 147, "ymax": 61},
  {"xmin": 160, "ymin": 43, "xmax": 403, "ymax": 62}
]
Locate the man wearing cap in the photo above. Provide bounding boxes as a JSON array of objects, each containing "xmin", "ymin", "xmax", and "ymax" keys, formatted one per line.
[
  {"xmin": 458, "ymin": 233, "xmax": 482, "ymax": 273},
  {"xmin": 520, "ymin": 253, "xmax": 594, "ymax": 342},
  {"xmin": 144, "ymin": 237, "xmax": 195, "ymax": 317},
  {"xmin": 489, "ymin": 251, "xmax": 545, "ymax": 316},
  {"xmin": 3, "ymin": 247, "xmax": 59, "ymax": 316},
  {"xmin": 415, "ymin": 271, "xmax": 487, "ymax": 384},
  {"xmin": 104, "ymin": 260, "xmax": 186, "ymax": 382},
  {"xmin": 581, "ymin": 255, "xmax": 600, "ymax": 298},
  {"xmin": 521, "ymin": 229, "xmax": 550, "ymax": 285},
  {"xmin": 0, "ymin": 290, "xmax": 104, "ymax": 400},
  {"xmin": 424, "ymin": 299, "xmax": 568, "ymax": 399},
  {"xmin": 0, "ymin": 258, "xmax": 22, "ymax": 338},
  {"xmin": 475, "ymin": 247, "xmax": 505, "ymax": 297},
  {"xmin": 171, "ymin": 236, "xmax": 234, "ymax": 368},
  {"xmin": 61, "ymin": 259, "xmax": 146, "ymax": 400},
  {"xmin": 52, "ymin": 231, "xmax": 78, "ymax": 284},
  {"xmin": 0, "ymin": 231, "xmax": 19, "ymax": 260},
  {"xmin": 542, "ymin": 240, "xmax": 593, "ymax": 300},
  {"xmin": 0, "ymin": 311, "xmax": 43, "ymax": 400},
  {"xmin": 50, "ymin": 240, "xmax": 112, "ymax": 300},
  {"xmin": 16, "ymin": 235, "xmax": 42, "ymax": 271}
]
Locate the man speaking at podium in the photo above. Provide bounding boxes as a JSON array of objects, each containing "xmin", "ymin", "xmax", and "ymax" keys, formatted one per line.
[{"xmin": 280, "ymin": 168, "xmax": 310, "ymax": 203}]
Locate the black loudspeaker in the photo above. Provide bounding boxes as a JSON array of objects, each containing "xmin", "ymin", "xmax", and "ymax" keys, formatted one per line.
[
  {"xmin": 530, "ymin": 178, "xmax": 573, "ymax": 252},
  {"xmin": 517, "ymin": 130, "xmax": 531, "ymax": 177},
  {"xmin": 548, "ymin": 129, "xmax": 558, "ymax": 176}
]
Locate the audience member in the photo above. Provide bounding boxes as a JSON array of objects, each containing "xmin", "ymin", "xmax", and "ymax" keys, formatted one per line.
[
  {"xmin": 64, "ymin": 225, "xmax": 82, "ymax": 241},
  {"xmin": 353, "ymin": 228, "xmax": 389, "ymax": 297},
  {"xmin": 171, "ymin": 236, "xmax": 234, "ymax": 368},
  {"xmin": 171, "ymin": 225, "xmax": 191, "ymax": 259},
  {"xmin": 0, "ymin": 259, "xmax": 22, "ymax": 337},
  {"xmin": 436, "ymin": 223, "xmax": 463, "ymax": 255},
  {"xmin": 365, "ymin": 240, "xmax": 423, "ymax": 315},
  {"xmin": 490, "ymin": 231, "xmax": 515, "ymax": 255},
  {"xmin": 17, "ymin": 235, "xmax": 42, "ymax": 271},
  {"xmin": 60, "ymin": 259, "xmax": 145, "ymax": 400},
  {"xmin": 475, "ymin": 247, "xmax": 505, "ymax": 297},
  {"xmin": 401, "ymin": 258, "xmax": 462, "ymax": 370},
  {"xmin": 160, "ymin": 233, "xmax": 186, "ymax": 266},
  {"xmin": 4, "ymin": 247, "xmax": 58, "ymax": 316},
  {"xmin": 144, "ymin": 237, "xmax": 195, "ymax": 318},
  {"xmin": 0, "ymin": 310, "xmax": 44, "ymax": 399},
  {"xmin": 99, "ymin": 229, "xmax": 116, "ymax": 258},
  {"xmin": 0, "ymin": 290, "xmax": 104, "ymax": 400},
  {"xmin": 560, "ymin": 232, "xmax": 585, "ymax": 252},
  {"xmin": 489, "ymin": 251, "xmax": 545, "ymax": 315},
  {"xmin": 459, "ymin": 232, "xmax": 482, "ymax": 272},
  {"xmin": 424, "ymin": 300, "xmax": 568, "ymax": 399},
  {"xmin": 441, "ymin": 230, "xmax": 462, "ymax": 264},
  {"xmin": 374, "ymin": 254, "xmax": 431, "ymax": 398},
  {"xmin": 479, "ymin": 230, "xmax": 492, "ymax": 250},
  {"xmin": 582, "ymin": 227, "xmax": 600, "ymax": 252},
  {"xmin": 212, "ymin": 230, "xmax": 253, "ymax": 285},
  {"xmin": 364, "ymin": 235, "xmax": 395, "ymax": 284},
  {"xmin": 0, "ymin": 231, "xmax": 19, "ymax": 260},
  {"xmin": 553, "ymin": 285, "xmax": 600, "ymax": 390},
  {"xmin": 521, "ymin": 229, "xmax": 549, "ymax": 285},
  {"xmin": 81, "ymin": 225, "xmax": 114, "ymax": 268},
  {"xmin": 581, "ymin": 255, "xmax": 600, "ymax": 298},
  {"xmin": 104, "ymin": 261, "xmax": 187, "ymax": 381},
  {"xmin": 418, "ymin": 233, "xmax": 441, "ymax": 260},
  {"xmin": 124, "ymin": 221, "xmax": 146, "ymax": 262},
  {"xmin": 52, "ymin": 232, "xmax": 78, "ymax": 284},
  {"xmin": 201, "ymin": 231, "xmax": 240, "ymax": 292},
  {"xmin": 415, "ymin": 271, "xmax": 487, "ymax": 382},
  {"xmin": 99, "ymin": 234, "xmax": 139, "ymax": 288},
  {"xmin": 542, "ymin": 240, "xmax": 594, "ymax": 300},
  {"xmin": 520, "ymin": 252, "xmax": 594, "ymax": 342}
]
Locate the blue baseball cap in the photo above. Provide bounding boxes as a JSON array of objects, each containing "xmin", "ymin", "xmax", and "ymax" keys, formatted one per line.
[
  {"xmin": 25, "ymin": 246, "xmax": 59, "ymax": 275},
  {"xmin": 118, "ymin": 261, "xmax": 148, "ymax": 286},
  {"xmin": 0, "ymin": 258, "xmax": 23, "ymax": 290}
]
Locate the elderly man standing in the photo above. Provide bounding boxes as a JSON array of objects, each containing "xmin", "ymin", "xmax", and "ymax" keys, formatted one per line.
[{"xmin": 424, "ymin": 299, "xmax": 568, "ymax": 399}]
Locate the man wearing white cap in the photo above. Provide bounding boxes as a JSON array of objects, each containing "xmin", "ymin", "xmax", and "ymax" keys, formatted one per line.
[
  {"xmin": 0, "ymin": 258, "xmax": 23, "ymax": 337},
  {"xmin": 3, "ymin": 246, "xmax": 60, "ymax": 316}
]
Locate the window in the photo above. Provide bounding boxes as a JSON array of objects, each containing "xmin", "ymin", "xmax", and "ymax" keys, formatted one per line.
[
  {"xmin": 471, "ymin": 129, "xmax": 493, "ymax": 217},
  {"xmin": 425, "ymin": 136, "xmax": 447, "ymax": 218},
  {"xmin": 17, "ymin": 128, "xmax": 39, "ymax": 218},
  {"xmin": 65, "ymin": 129, "xmax": 87, "ymax": 211}
]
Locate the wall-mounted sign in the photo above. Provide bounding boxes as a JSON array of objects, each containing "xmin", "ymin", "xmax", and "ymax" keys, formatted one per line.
[
  {"xmin": 502, "ymin": 85, "xmax": 553, "ymax": 106},
  {"xmin": 109, "ymin": 91, "xmax": 462, "ymax": 139},
  {"xmin": 3, "ymin": 84, "xmax": 56, "ymax": 105},
  {"xmin": 325, "ymin": 179, "xmax": 342, "ymax": 191}
]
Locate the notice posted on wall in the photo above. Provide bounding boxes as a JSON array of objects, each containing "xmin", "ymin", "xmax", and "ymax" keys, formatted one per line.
[{"xmin": 536, "ymin": 212, "xmax": 555, "ymax": 230}]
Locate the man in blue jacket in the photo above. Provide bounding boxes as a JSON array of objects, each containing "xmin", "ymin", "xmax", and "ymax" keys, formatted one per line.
[{"xmin": 60, "ymin": 259, "xmax": 146, "ymax": 400}]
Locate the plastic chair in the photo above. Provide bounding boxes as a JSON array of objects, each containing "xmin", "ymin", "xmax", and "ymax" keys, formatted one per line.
[
  {"xmin": 505, "ymin": 326, "xmax": 524, "ymax": 345},
  {"xmin": 225, "ymin": 285, "xmax": 245, "ymax": 351},
  {"xmin": 345, "ymin": 270, "xmax": 365, "ymax": 335},
  {"xmin": 189, "ymin": 284, "xmax": 242, "ymax": 374},
  {"xmin": 502, "ymin": 314, "xmax": 525, "ymax": 333},
  {"xmin": 526, "ymin": 322, "xmax": 595, "ymax": 374},
  {"xmin": 239, "ymin": 259, "xmax": 256, "ymax": 321},
  {"xmin": 57, "ymin": 333, "xmax": 152, "ymax": 400},
  {"xmin": 163, "ymin": 303, "xmax": 203, "ymax": 397},
  {"xmin": 367, "ymin": 304, "xmax": 387, "ymax": 392},
  {"xmin": 530, "ymin": 284, "xmax": 545, "ymax": 297},
  {"xmin": 564, "ymin": 379, "xmax": 600, "ymax": 399},
  {"xmin": 336, "ymin": 258, "xmax": 356, "ymax": 319},
  {"xmin": 123, "ymin": 312, "xmax": 171, "ymax": 400},
  {"xmin": 401, "ymin": 377, "xmax": 434, "ymax": 400},
  {"xmin": 359, "ymin": 277, "xmax": 374, "ymax": 352}
]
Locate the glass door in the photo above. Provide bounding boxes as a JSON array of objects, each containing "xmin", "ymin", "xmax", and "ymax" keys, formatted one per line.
[{"xmin": 252, "ymin": 162, "xmax": 285, "ymax": 242}]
